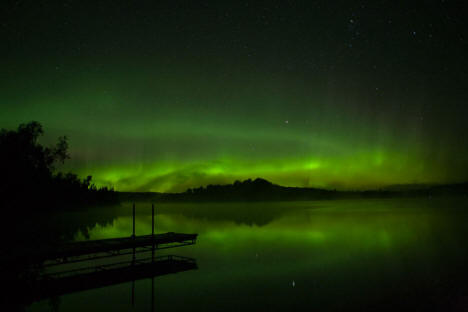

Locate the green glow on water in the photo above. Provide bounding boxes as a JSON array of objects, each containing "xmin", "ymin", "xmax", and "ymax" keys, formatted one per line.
[
  {"xmin": 76, "ymin": 200, "xmax": 437, "ymax": 257},
  {"xmin": 31, "ymin": 198, "xmax": 468, "ymax": 311}
]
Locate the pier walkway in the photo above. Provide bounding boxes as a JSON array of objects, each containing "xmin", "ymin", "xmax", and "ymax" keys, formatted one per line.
[
  {"xmin": 25, "ymin": 232, "xmax": 197, "ymax": 266},
  {"xmin": 22, "ymin": 255, "xmax": 197, "ymax": 304}
]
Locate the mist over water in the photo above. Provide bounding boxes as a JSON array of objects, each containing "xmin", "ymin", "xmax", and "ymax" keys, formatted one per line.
[{"xmin": 28, "ymin": 197, "xmax": 468, "ymax": 311}]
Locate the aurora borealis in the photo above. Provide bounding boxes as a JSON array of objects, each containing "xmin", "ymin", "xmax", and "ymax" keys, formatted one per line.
[{"xmin": 2, "ymin": 1, "xmax": 468, "ymax": 192}]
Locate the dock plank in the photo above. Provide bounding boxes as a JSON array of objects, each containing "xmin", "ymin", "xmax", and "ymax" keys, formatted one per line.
[{"xmin": 3, "ymin": 232, "xmax": 198, "ymax": 266}]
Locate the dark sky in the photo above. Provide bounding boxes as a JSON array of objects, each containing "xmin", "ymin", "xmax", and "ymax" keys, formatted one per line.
[{"xmin": 1, "ymin": 1, "xmax": 468, "ymax": 191}]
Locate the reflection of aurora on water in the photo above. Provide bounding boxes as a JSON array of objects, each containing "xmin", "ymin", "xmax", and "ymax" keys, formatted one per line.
[
  {"xmin": 77, "ymin": 200, "xmax": 446, "ymax": 263},
  {"xmin": 29, "ymin": 198, "xmax": 468, "ymax": 311}
]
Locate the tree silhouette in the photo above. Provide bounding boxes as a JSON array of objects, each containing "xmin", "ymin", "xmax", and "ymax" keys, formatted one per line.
[{"xmin": 0, "ymin": 121, "xmax": 116, "ymax": 210}]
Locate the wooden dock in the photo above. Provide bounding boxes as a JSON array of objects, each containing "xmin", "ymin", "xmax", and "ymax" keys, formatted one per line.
[
  {"xmin": 4, "ymin": 204, "xmax": 199, "ymax": 306},
  {"xmin": 21, "ymin": 255, "xmax": 197, "ymax": 304},
  {"xmin": 20, "ymin": 232, "xmax": 198, "ymax": 266},
  {"xmin": 4, "ymin": 204, "xmax": 198, "ymax": 266}
]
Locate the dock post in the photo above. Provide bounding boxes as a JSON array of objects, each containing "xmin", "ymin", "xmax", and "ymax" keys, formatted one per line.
[
  {"xmin": 151, "ymin": 276, "xmax": 154, "ymax": 311},
  {"xmin": 132, "ymin": 203, "xmax": 136, "ymax": 262},
  {"xmin": 132, "ymin": 280, "xmax": 135, "ymax": 307},
  {"xmin": 152, "ymin": 203, "xmax": 155, "ymax": 237},
  {"xmin": 132, "ymin": 203, "xmax": 136, "ymax": 238},
  {"xmin": 152, "ymin": 203, "xmax": 155, "ymax": 260}
]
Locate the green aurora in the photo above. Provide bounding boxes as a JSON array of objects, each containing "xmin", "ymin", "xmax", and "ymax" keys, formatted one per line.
[{"xmin": 1, "ymin": 2, "xmax": 467, "ymax": 192}]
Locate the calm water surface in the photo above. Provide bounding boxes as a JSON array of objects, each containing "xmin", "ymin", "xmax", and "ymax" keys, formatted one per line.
[{"xmin": 28, "ymin": 198, "xmax": 468, "ymax": 311}]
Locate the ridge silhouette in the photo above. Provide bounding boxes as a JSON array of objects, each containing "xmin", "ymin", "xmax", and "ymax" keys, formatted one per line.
[{"xmin": 155, "ymin": 178, "xmax": 468, "ymax": 202}]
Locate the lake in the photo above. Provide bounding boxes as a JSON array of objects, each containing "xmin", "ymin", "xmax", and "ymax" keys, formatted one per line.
[{"xmin": 26, "ymin": 197, "xmax": 468, "ymax": 311}]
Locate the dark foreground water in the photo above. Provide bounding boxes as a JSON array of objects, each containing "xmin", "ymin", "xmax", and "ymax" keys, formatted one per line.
[{"xmin": 26, "ymin": 197, "xmax": 468, "ymax": 311}]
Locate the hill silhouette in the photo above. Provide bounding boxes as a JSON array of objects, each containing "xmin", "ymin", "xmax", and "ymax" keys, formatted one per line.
[{"xmin": 135, "ymin": 178, "xmax": 468, "ymax": 202}]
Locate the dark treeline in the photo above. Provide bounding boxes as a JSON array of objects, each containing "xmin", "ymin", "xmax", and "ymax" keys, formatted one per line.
[
  {"xmin": 0, "ymin": 121, "xmax": 120, "ymax": 257},
  {"xmin": 0, "ymin": 121, "xmax": 118, "ymax": 212},
  {"xmin": 0, "ymin": 122, "xmax": 121, "ymax": 308},
  {"xmin": 156, "ymin": 178, "xmax": 468, "ymax": 202},
  {"xmin": 175, "ymin": 178, "xmax": 335, "ymax": 201},
  {"xmin": 2, "ymin": 121, "xmax": 466, "ymax": 208},
  {"xmin": 0, "ymin": 122, "xmax": 120, "ymax": 309}
]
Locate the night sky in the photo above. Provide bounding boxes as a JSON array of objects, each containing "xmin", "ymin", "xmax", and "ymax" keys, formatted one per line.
[{"xmin": 1, "ymin": 1, "xmax": 467, "ymax": 192}]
